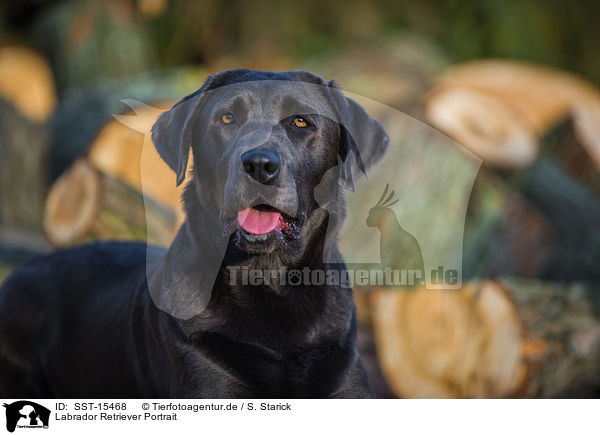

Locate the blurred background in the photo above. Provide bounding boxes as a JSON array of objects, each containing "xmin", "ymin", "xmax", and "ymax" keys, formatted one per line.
[{"xmin": 1, "ymin": 0, "xmax": 600, "ymax": 398}]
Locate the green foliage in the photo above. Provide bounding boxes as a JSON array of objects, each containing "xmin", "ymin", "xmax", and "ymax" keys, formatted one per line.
[{"xmin": 1, "ymin": 0, "xmax": 599, "ymax": 88}]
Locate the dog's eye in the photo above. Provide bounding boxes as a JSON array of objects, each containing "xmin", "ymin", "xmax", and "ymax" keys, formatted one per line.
[
  {"xmin": 292, "ymin": 117, "xmax": 309, "ymax": 128},
  {"xmin": 221, "ymin": 112, "xmax": 235, "ymax": 125}
]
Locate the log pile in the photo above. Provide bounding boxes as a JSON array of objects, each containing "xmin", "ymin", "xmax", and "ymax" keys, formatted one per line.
[
  {"xmin": 418, "ymin": 59, "xmax": 600, "ymax": 282},
  {"xmin": 2, "ymin": 40, "xmax": 600, "ymax": 399},
  {"xmin": 0, "ymin": 47, "xmax": 198, "ymax": 277},
  {"xmin": 43, "ymin": 101, "xmax": 186, "ymax": 248},
  {"xmin": 0, "ymin": 47, "xmax": 58, "ymax": 279},
  {"xmin": 0, "ymin": 47, "xmax": 205, "ymax": 250},
  {"xmin": 371, "ymin": 281, "xmax": 526, "ymax": 398},
  {"xmin": 48, "ymin": 66, "xmax": 207, "ymax": 180},
  {"xmin": 351, "ymin": 59, "xmax": 600, "ymax": 398},
  {"xmin": 424, "ymin": 59, "xmax": 600, "ymax": 170},
  {"xmin": 366, "ymin": 279, "xmax": 600, "ymax": 398},
  {"xmin": 88, "ymin": 100, "xmax": 186, "ymax": 223}
]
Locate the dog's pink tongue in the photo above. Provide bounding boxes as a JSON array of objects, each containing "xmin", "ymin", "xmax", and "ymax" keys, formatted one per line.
[{"xmin": 238, "ymin": 208, "xmax": 281, "ymax": 234}]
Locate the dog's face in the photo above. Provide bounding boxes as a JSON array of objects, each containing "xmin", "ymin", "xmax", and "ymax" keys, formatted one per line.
[
  {"xmin": 191, "ymin": 76, "xmax": 343, "ymax": 256},
  {"xmin": 152, "ymin": 69, "xmax": 389, "ymax": 259}
]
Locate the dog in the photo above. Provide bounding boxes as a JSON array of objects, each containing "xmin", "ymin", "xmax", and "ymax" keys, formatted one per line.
[{"xmin": 0, "ymin": 69, "xmax": 389, "ymax": 398}]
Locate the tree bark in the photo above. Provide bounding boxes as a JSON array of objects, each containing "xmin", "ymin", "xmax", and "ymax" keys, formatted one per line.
[{"xmin": 0, "ymin": 99, "xmax": 49, "ymax": 233}]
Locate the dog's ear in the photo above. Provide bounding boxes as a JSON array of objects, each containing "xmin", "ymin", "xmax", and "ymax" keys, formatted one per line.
[
  {"xmin": 328, "ymin": 80, "xmax": 390, "ymax": 190},
  {"xmin": 151, "ymin": 75, "xmax": 217, "ymax": 186}
]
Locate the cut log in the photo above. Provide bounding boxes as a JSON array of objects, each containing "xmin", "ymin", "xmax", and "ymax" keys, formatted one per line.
[
  {"xmin": 371, "ymin": 281, "xmax": 527, "ymax": 398},
  {"xmin": 354, "ymin": 289, "xmax": 399, "ymax": 398},
  {"xmin": 43, "ymin": 158, "xmax": 178, "ymax": 248},
  {"xmin": 89, "ymin": 101, "xmax": 169, "ymax": 189},
  {"xmin": 434, "ymin": 60, "xmax": 589, "ymax": 132},
  {"xmin": 43, "ymin": 158, "xmax": 101, "ymax": 246},
  {"xmin": 427, "ymin": 59, "xmax": 600, "ymax": 170},
  {"xmin": 88, "ymin": 100, "xmax": 187, "ymax": 226},
  {"xmin": 0, "ymin": 46, "xmax": 56, "ymax": 122},
  {"xmin": 424, "ymin": 84, "xmax": 539, "ymax": 168},
  {"xmin": 370, "ymin": 279, "xmax": 600, "ymax": 398},
  {"xmin": 48, "ymin": 66, "xmax": 207, "ymax": 180}
]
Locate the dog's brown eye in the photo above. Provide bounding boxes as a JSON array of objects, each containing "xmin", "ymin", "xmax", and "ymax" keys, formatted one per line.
[
  {"xmin": 293, "ymin": 117, "xmax": 308, "ymax": 128},
  {"xmin": 221, "ymin": 112, "xmax": 235, "ymax": 125}
]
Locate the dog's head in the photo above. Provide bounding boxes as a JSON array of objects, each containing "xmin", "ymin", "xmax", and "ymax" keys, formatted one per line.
[{"xmin": 151, "ymin": 69, "xmax": 388, "ymax": 259}]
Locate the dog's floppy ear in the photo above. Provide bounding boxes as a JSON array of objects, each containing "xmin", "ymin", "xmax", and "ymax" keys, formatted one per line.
[
  {"xmin": 151, "ymin": 75, "xmax": 217, "ymax": 186},
  {"xmin": 328, "ymin": 81, "xmax": 390, "ymax": 190}
]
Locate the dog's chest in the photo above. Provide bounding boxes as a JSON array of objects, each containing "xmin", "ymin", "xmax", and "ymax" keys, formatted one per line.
[{"xmin": 191, "ymin": 332, "xmax": 351, "ymax": 398}]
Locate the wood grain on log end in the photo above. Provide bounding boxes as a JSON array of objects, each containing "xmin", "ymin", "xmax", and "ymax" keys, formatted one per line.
[
  {"xmin": 428, "ymin": 59, "xmax": 600, "ymax": 170},
  {"xmin": 424, "ymin": 84, "xmax": 538, "ymax": 169},
  {"xmin": 371, "ymin": 281, "xmax": 528, "ymax": 398},
  {"xmin": 43, "ymin": 158, "xmax": 102, "ymax": 247},
  {"xmin": 43, "ymin": 158, "xmax": 178, "ymax": 248}
]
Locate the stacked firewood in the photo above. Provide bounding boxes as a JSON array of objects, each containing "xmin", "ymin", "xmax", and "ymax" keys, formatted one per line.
[
  {"xmin": 352, "ymin": 59, "xmax": 600, "ymax": 398},
  {"xmin": 43, "ymin": 101, "xmax": 185, "ymax": 248},
  {"xmin": 0, "ymin": 47, "xmax": 58, "ymax": 282},
  {"xmin": 2, "ymin": 42, "xmax": 600, "ymax": 397},
  {"xmin": 0, "ymin": 45, "xmax": 204, "ymax": 279}
]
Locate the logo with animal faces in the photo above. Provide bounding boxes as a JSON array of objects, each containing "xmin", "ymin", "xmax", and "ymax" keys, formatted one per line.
[{"xmin": 3, "ymin": 401, "xmax": 50, "ymax": 432}]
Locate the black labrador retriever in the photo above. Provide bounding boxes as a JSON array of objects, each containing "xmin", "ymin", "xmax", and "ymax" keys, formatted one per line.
[{"xmin": 0, "ymin": 69, "xmax": 389, "ymax": 398}]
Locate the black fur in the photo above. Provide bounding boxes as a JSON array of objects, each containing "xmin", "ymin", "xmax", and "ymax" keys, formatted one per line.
[{"xmin": 0, "ymin": 69, "xmax": 389, "ymax": 398}]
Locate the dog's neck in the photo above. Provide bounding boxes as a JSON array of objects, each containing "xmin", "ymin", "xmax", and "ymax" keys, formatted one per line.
[
  {"xmin": 151, "ymin": 199, "xmax": 352, "ymax": 345},
  {"xmin": 145, "ymin": 175, "xmax": 354, "ymax": 346}
]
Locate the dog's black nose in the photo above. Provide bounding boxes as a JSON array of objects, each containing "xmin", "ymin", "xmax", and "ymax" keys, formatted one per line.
[{"xmin": 241, "ymin": 149, "xmax": 280, "ymax": 184}]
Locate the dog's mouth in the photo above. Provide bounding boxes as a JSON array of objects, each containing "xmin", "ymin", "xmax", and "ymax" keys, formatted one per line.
[
  {"xmin": 238, "ymin": 205, "xmax": 282, "ymax": 236},
  {"xmin": 235, "ymin": 205, "xmax": 301, "ymax": 250}
]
